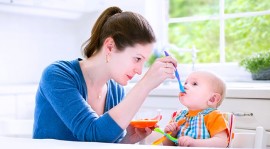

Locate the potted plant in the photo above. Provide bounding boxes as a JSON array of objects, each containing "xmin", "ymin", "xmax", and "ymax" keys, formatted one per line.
[{"xmin": 240, "ymin": 51, "xmax": 270, "ymax": 80}]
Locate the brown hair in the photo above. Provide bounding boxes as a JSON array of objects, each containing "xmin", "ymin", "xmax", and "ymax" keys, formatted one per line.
[
  {"xmin": 82, "ymin": 6, "xmax": 156, "ymax": 58},
  {"xmin": 193, "ymin": 70, "xmax": 226, "ymax": 107}
]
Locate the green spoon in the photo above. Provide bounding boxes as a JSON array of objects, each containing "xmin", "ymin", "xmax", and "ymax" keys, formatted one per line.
[{"xmin": 154, "ymin": 127, "xmax": 178, "ymax": 143}]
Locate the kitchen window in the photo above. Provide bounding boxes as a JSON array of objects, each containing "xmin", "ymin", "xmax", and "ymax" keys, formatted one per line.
[{"xmin": 146, "ymin": 0, "xmax": 270, "ymax": 82}]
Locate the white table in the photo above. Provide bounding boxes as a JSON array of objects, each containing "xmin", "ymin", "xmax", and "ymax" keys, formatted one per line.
[{"xmin": 0, "ymin": 137, "xmax": 223, "ymax": 149}]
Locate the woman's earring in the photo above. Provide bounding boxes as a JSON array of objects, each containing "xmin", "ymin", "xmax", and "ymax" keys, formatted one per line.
[{"xmin": 106, "ymin": 54, "xmax": 109, "ymax": 63}]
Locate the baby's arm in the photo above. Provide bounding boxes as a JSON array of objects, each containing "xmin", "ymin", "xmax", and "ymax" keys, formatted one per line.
[
  {"xmin": 162, "ymin": 122, "xmax": 179, "ymax": 146},
  {"xmin": 178, "ymin": 130, "xmax": 228, "ymax": 147}
]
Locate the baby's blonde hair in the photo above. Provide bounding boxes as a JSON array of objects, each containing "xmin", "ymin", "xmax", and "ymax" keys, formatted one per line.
[
  {"xmin": 211, "ymin": 73, "xmax": 226, "ymax": 107},
  {"xmin": 195, "ymin": 70, "xmax": 226, "ymax": 107}
]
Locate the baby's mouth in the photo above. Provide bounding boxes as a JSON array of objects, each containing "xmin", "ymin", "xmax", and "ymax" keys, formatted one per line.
[{"xmin": 179, "ymin": 92, "xmax": 186, "ymax": 97}]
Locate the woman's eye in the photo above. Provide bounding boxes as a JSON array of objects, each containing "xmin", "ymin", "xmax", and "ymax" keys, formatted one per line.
[{"xmin": 135, "ymin": 57, "xmax": 141, "ymax": 62}]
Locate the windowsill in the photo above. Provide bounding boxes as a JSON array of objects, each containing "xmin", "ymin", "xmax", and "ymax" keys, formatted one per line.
[
  {"xmin": 126, "ymin": 62, "xmax": 270, "ymax": 99},
  {"xmin": 132, "ymin": 62, "xmax": 254, "ymax": 83},
  {"xmin": 125, "ymin": 81, "xmax": 270, "ymax": 99}
]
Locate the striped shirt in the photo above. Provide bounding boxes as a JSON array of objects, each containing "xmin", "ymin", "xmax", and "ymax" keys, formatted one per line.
[{"xmin": 170, "ymin": 108, "xmax": 229, "ymax": 139}]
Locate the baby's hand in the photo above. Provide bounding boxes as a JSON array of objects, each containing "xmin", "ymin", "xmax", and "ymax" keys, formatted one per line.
[
  {"xmin": 164, "ymin": 122, "xmax": 179, "ymax": 134},
  {"xmin": 178, "ymin": 136, "xmax": 194, "ymax": 147}
]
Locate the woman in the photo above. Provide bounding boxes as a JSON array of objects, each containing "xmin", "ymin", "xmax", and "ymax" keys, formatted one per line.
[{"xmin": 33, "ymin": 6, "xmax": 177, "ymax": 144}]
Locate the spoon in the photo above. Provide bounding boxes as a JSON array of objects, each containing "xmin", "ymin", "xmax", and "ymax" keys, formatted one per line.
[
  {"xmin": 153, "ymin": 127, "xmax": 178, "ymax": 143},
  {"xmin": 164, "ymin": 51, "xmax": 186, "ymax": 93},
  {"xmin": 152, "ymin": 118, "xmax": 186, "ymax": 145}
]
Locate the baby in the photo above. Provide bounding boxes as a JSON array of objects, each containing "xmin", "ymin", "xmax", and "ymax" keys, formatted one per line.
[{"xmin": 163, "ymin": 70, "xmax": 229, "ymax": 147}]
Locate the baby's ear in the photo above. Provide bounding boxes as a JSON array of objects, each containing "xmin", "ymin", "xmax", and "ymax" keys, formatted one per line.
[{"xmin": 208, "ymin": 93, "xmax": 221, "ymax": 107}]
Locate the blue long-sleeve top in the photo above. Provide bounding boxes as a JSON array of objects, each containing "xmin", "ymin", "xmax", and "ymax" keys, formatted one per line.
[{"xmin": 33, "ymin": 58, "xmax": 125, "ymax": 142}]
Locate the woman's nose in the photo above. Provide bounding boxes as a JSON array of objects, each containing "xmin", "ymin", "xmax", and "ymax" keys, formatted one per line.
[
  {"xmin": 134, "ymin": 64, "xmax": 143, "ymax": 75},
  {"xmin": 134, "ymin": 67, "xmax": 142, "ymax": 75}
]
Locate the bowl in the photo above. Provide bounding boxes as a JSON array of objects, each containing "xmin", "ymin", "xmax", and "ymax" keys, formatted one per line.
[
  {"xmin": 130, "ymin": 109, "xmax": 162, "ymax": 128},
  {"xmin": 130, "ymin": 119, "xmax": 158, "ymax": 128}
]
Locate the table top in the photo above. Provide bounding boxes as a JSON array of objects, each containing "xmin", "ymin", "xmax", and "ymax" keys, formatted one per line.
[{"xmin": 0, "ymin": 137, "xmax": 226, "ymax": 149}]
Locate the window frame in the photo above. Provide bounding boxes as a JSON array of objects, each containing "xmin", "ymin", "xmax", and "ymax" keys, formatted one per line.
[
  {"xmin": 158, "ymin": 0, "xmax": 270, "ymax": 82},
  {"xmin": 168, "ymin": 0, "xmax": 270, "ymax": 63}
]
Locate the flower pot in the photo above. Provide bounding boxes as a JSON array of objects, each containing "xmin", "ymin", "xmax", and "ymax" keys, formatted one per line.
[{"xmin": 251, "ymin": 67, "xmax": 270, "ymax": 80}]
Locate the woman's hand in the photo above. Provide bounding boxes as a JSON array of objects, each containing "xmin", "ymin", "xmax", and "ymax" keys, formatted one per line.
[
  {"xmin": 120, "ymin": 125, "xmax": 152, "ymax": 144},
  {"xmin": 140, "ymin": 56, "xmax": 177, "ymax": 91}
]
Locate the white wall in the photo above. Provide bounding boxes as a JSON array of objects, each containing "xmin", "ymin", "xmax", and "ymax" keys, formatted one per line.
[
  {"xmin": 0, "ymin": 0, "xmax": 161, "ymax": 85},
  {"xmin": 0, "ymin": 11, "xmax": 98, "ymax": 84}
]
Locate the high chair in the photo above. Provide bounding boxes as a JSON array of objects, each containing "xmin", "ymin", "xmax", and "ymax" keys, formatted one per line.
[
  {"xmin": 142, "ymin": 112, "xmax": 268, "ymax": 148},
  {"xmin": 231, "ymin": 126, "xmax": 267, "ymax": 148},
  {"xmin": 143, "ymin": 112, "xmax": 235, "ymax": 146},
  {"xmin": 222, "ymin": 112, "xmax": 235, "ymax": 147},
  {"xmin": 223, "ymin": 112, "xmax": 267, "ymax": 148}
]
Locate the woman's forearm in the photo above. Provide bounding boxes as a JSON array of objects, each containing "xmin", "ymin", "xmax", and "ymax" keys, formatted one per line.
[
  {"xmin": 109, "ymin": 80, "xmax": 152, "ymax": 129},
  {"xmin": 109, "ymin": 57, "xmax": 176, "ymax": 129}
]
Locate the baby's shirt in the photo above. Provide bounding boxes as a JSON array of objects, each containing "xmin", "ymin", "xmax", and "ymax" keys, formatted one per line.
[{"xmin": 170, "ymin": 108, "xmax": 229, "ymax": 139}]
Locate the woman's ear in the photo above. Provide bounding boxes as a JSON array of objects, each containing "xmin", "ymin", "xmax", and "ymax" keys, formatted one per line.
[
  {"xmin": 103, "ymin": 37, "xmax": 115, "ymax": 63},
  {"xmin": 103, "ymin": 37, "xmax": 115, "ymax": 53},
  {"xmin": 208, "ymin": 93, "xmax": 221, "ymax": 107}
]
